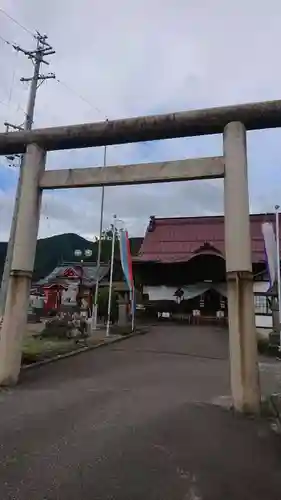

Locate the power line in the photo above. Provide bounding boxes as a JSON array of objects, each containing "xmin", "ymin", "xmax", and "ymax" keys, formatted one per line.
[
  {"xmin": 55, "ymin": 79, "xmax": 155, "ymax": 164},
  {"xmin": 0, "ymin": 97, "xmax": 26, "ymax": 116},
  {"xmin": 0, "ymin": 98, "xmax": 9, "ymax": 109},
  {"xmin": 1, "ymin": 33, "xmax": 107, "ymax": 125},
  {"xmin": 55, "ymin": 78, "xmax": 105, "ymax": 118},
  {"xmin": 0, "ymin": 23, "xmax": 154, "ymax": 163},
  {"xmin": 0, "ymin": 37, "xmax": 19, "ymax": 105},
  {"xmin": 0, "ymin": 34, "xmax": 14, "ymax": 46},
  {"xmin": 8, "ymin": 51, "xmax": 19, "ymax": 105},
  {"xmin": 1, "ymin": 31, "xmax": 107, "ymax": 120},
  {"xmin": 0, "ymin": 7, "xmax": 35, "ymax": 38},
  {"xmin": 0, "ymin": 31, "xmax": 53, "ymax": 66}
]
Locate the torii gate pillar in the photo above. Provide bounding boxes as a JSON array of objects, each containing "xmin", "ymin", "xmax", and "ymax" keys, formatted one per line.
[
  {"xmin": 0, "ymin": 144, "xmax": 45, "ymax": 385},
  {"xmin": 224, "ymin": 122, "xmax": 260, "ymax": 413}
]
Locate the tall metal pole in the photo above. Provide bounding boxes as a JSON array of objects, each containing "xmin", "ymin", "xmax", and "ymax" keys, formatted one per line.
[
  {"xmin": 91, "ymin": 145, "xmax": 107, "ymax": 330},
  {"xmin": 275, "ymin": 205, "xmax": 281, "ymax": 349},
  {"xmin": 106, "ymin": 215, "xmax": 116, "ymax": 337},
  {"xmin": 0, "ymin": 34, "xmax": 55, "ymax": 318},
  {"xmin": 131, "ymin": 288, "xmax": 135, "ymax": 332}
]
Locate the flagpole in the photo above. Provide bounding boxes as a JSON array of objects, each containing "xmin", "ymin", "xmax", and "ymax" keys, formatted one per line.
[
  {"xmin": 92, "ymin": 145, "xmax": 107, "ymax": 331},
  {"xmin": 131, "ymin": 288, "xmax": 135, "ymax": 332},
  {"xmin": 120, "ymin": 231, "xmax": 135, "ymax": 332},
  {"xmin": 275, "ymin": 205, "xmax": 281, "ymax": 349},
  {"xmin": 119, "ymin": 227, "xmax": 135, "ymax": 332},
  {"xmin": 106, "ymin": 215, "xmax": 116, "ymax": 337}
]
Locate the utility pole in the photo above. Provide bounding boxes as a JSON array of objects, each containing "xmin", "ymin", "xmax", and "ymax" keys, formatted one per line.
[{"xmin": 0, "ymin": 32, "xmax": 55, "ymax": 317}]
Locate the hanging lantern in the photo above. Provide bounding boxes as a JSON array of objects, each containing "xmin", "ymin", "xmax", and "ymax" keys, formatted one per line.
[{"xmin": 85, "ymin": 249, "xmax": 92, "ymax": 258}]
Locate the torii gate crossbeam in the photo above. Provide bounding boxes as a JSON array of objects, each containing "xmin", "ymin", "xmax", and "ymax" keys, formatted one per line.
[{"xmin": 0, "ymin": 98, "xmax": 280, "ymax": 155}]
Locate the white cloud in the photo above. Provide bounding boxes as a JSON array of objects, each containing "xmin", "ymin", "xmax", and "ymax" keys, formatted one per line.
[{"xmin": 1, "ymin": 0, "xmax": 281, "ymax": 242}]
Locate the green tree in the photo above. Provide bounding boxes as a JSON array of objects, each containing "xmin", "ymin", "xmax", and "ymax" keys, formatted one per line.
[
  {"xmin": 100, "ymin": 227, "xmax": 118, "ymax": 241},
  {"xmin": 97, "ymin": 287, "xmax": 118, "ymax": 323}
]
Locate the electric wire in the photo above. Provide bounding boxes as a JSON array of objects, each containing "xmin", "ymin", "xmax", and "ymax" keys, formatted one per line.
[
  {"xmin": 55, "ymin": 78, "xmax": 105, "ymax": 119},
  {"xmin": 0, "ymin": 25, "xmax": 154, "ymax": 163},
  {"xmin": 8, "ymin": 51, "xmax": 19, "ymax": 105},
  {"xmin": 0, "ymin": 7, "xmax": 35, "ymax": 38}
]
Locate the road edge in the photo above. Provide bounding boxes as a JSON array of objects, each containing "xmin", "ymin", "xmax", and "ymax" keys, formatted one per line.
[{"xmin": 21, "ymin": 329, "xmax": 148, "ymax": 371}]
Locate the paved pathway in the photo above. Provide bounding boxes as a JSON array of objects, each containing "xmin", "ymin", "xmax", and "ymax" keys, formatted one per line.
[{"xmin": 0, "ymin": 325, "xmax": 280, "ymax": 499}]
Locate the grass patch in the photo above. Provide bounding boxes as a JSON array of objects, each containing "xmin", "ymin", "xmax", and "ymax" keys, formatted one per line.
[
  {"xmin": 22, "ymin": 337, "xmax": 85, "ymax": 365},
  {"xmin": 21, "ymin": 326, "xmax": 145, "ymax": 366}
]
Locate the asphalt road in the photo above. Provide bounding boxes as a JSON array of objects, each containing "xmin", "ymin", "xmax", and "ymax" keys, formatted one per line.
[{"xmin": 0, "ymin": 325, "xmax": 280, "ymax": 499}]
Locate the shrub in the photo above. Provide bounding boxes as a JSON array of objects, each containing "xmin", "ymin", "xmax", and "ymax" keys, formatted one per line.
[
  {"xmin": 257, "ymin": 337, "xmax": 269, "ymax": 354},
  {"xmin": 268, "ymin": 332, "xmax": 281, "ymax": 355},
  {"xmin": 97, "ymin": 287, "xmax": 118, "ymax": 323},
  {"xmin": 41, "ymin": 315, "xmax": 89, "ymax": 340},
  {"xmin": 41, "ymin": 317, "xmax": 72, "ymax": 339}
]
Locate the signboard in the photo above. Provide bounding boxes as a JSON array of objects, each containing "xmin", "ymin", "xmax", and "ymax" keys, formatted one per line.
[{"xmin": 61, "ymin": 283, "xmax": 79, "ymax": 306}]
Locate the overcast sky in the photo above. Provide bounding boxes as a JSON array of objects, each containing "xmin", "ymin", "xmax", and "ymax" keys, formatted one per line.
[{"xmin": 0, "ymin": 0, "xmax": 281, "ymax": 242}]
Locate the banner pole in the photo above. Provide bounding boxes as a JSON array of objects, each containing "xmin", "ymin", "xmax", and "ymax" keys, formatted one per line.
[
  {"xmin": 131, "ymin": 288, "xmax": 135, "ymax": 332},
  {"xmin": 275, "ymin": 206, "xmax": 281, "ymax": 349},
  {"xmin": 106, "ymin": 215, "xmax": 116, "ymax": 337}
]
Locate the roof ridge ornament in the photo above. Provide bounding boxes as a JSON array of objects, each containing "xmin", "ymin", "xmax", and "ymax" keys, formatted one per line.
[
  {"xmin": 148, "ymin": 215, "xmax": 156, "ymax": 232},
  {"xmin": 193, "ymin": 241, "xmax": 222, "ymax": 254}
]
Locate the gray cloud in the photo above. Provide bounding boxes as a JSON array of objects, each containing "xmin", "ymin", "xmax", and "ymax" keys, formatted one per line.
[{"xmin": 1, "ymin": 0, "xmax": 281, "ymax": 242}]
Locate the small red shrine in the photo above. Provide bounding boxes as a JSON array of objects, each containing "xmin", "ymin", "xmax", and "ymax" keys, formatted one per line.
[{"xmin": 34, "ymin": 262, "xmax": 109, "ymax": 313}]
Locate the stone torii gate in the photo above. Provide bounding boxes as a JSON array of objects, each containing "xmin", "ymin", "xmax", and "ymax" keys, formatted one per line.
[{"xmin": 1, "ymin": 99, "xmax": 281, "ymax": 412}]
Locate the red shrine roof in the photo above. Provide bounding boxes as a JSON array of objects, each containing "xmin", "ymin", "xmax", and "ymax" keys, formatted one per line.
[
  {"xmin": 36, "ymin": 262, "xmax": 110, "ymax": 287},
  {"xmin": 136, "ymin": 213, "xmax": 280, "ymax": 264}
]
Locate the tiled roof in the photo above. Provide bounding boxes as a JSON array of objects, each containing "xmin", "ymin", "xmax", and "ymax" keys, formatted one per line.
[
  {"xmin": 136, "ymin": 214, "xmax": 279, "ymax": 264},
  {"xmin": 36, "ymin": 262, "xmax": 109, "ymax": 286}
]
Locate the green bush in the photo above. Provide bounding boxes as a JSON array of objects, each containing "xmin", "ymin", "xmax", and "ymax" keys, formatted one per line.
[
  {"xmin": 98, "ymin": 287, "xmax": 118, "ymax": 323},
  {"xmin": 268, "ymin": 332, "xmax": 280, "ymax": 351},
  {"xmin": 41, "ymin": 315, "xmax": 88, "ymax": 340},
  {"xmin": 41, "ymin": 317, "xmax": 72, "ymax": 339},
  {"xmin": 257, "ymin": 337, "xmax": 269, "ymax": 354}
]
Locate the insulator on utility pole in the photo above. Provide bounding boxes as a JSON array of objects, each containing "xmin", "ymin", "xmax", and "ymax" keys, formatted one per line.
[{"xmin": 0, "ymin": 32, "xmax": 56, "ymax": 317}]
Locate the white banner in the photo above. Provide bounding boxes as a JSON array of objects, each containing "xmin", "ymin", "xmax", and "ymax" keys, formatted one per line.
[{"xmin": 261, "ymin": 222, "xmax": 277, "ymax": 285}]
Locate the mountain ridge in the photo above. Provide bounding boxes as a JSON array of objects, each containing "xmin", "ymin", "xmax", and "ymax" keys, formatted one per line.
[{"xmin": 0, "ymin": 233, "xmax": 143, "ymax": 282}]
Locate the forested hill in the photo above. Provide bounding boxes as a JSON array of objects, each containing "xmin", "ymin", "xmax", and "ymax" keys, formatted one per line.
[{"xmin": 0, "ymin": 233, "xmax": 143, "ymax": 281}]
